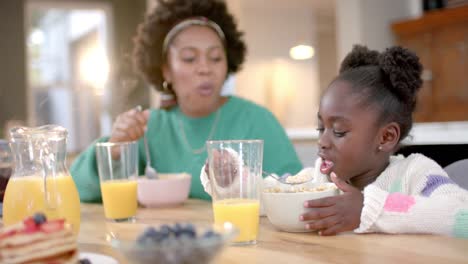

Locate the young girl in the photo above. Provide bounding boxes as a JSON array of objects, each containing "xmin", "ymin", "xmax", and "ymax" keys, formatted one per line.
[{"xmin": 300, "ymin": 45, "xmax": 468, "ymax": 238}]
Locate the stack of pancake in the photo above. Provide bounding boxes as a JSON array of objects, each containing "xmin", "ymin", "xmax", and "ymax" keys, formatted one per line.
[{"xmin": 0, "ymin": 214, "xmax": 78, "ymax": 264}]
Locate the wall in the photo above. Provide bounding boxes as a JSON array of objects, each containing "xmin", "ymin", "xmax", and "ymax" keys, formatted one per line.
[
  {"xmin": 336, "ymin": 0, "xmax": 422, "ymax": 63},
  {"xmin": 106, "ymin": 0, "xmax": 147, "ymax": 118},
  {"xmin": 316, "ymin": 14, "xmax": 337, "ymax": 93},
  {"xmin": 0, "ymin": 0, "xmax": 27, "ymax": 138},
  {"xmin": 227, "ymin": 0, "xmax": 322, "ymax": 129}
]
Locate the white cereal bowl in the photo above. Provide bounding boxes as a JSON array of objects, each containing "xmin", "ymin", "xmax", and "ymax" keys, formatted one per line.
[
  {"xmin": 137, "ymin": 173, "xmax": 191, "ymax": 207},
  {"xmin": 262, "ymin": 183, "xmax": 339, "ymax": 232}
]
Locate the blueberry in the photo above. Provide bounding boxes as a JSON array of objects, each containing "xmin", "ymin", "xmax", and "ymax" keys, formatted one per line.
[
  {"xmin": 154, "ymin": 234, "xmax": 168, "ymax": 243},
  {"xmin": 143, "ymin": 227, "xmax": 158, "ymax": 237},
  {"xmin": 184, "ymin": 223, "xmax": 195, "ymax": 233},
  {"xmin": 178, "ymin": 230, "xmax": 194, "ymax": 239},
  {"xmin": 202, "ymin": 230, "xmax": 220, "ymax": 239},
  {"xmin": 138, "ymin": 227, "xmax": 172, "ymax": 245},
  {"xmin": 178, "ymin": 226, "xmax": 196, "ymax": 239},
  {"xmin": 159, "ymin": 225, "xmax": 172, "ymax": 238},
  {"xmin": 79, "ymin": 258, "xmax": 91, "ymax": 264},
  {"xmin": 33, "ymin": 212, "xmax": 47, "ymax": 225},
  {"xmin": 174, "ymin": 223, "xmax": 183, "ymax": 232},
  {"xmin": 170, "ymin": 224, "xmax": 182, "ymax": 237}
]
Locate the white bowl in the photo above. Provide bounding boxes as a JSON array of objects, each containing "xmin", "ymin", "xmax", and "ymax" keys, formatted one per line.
[
  {"xmin": 137, "ymin": 173, "xmax": 191, "ymax": 207},
  {"xmin": 262, "ymin": 182, "xmax": 339, "ymax": 232}
]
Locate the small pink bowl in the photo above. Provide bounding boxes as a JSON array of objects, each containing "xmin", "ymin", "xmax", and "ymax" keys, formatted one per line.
[{"xmin": 137, "ymin": 173, "xmax": 191, "ymax": 207}]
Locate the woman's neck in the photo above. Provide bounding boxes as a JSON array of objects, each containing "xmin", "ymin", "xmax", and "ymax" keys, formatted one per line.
[{"xmin": 179, "ymin": 97, "xmax": 228, "ymax": 118}]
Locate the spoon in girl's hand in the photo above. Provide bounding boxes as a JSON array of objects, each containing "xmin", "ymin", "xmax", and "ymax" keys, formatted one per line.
[
  {"xmin": 262, "ymin": 171, "xmax": 314, "ymax": 185},
  {"xmin": 136, "ymin": 105, "xmax": 158, "ymax": 179}
]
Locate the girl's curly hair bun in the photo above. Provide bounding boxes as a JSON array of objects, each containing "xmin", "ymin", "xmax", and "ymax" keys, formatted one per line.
[
  {"xmin": 339, "ymin": 45, "xmax": 379, "ymax": 74},
  {"xmin": 378, "ymin": 46, "xmax": 423, "ymax": 104}
]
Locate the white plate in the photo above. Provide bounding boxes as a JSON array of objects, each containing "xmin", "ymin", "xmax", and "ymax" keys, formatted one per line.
[{"xmin": 79, "ymin": 252, "xmax": 118, "ymax": 264}]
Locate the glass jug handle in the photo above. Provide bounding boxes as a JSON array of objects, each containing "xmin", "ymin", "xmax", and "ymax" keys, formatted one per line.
[{"xmin": 41, "ymin": 144, "xmax": 58, "ymax": 209}]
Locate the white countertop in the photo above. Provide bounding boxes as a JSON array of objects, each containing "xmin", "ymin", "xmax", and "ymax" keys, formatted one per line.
[
  {"xmin": 287, "ymin": 121, "xmax": 468, "ymax": 145},
  {"xmin": 402, "ymin": 121, "xmax": 468, "ymax": 145},
  {"xmin": 286, "ymin": 127, "xmax": 319, "ymax": 141}
]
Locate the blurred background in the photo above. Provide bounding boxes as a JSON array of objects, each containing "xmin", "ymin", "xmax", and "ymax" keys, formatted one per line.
[{"xmin": 0, "ymin": 0, "xmax": 467, "ymax": 166}]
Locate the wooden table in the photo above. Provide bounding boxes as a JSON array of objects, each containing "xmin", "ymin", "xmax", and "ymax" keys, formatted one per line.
[{"xmin": 77, "ymin": 200, "xmax": 468, "ymax": 264}]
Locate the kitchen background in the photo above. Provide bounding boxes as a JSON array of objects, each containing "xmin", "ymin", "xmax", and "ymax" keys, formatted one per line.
[{"xmin": 0, "ymin": 0, "xmax": 467, "ymax": 167}]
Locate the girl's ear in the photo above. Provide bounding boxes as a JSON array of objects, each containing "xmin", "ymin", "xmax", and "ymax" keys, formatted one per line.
[{"xmin": 378, "ymin": 122, "xmax": 400, "ymax": 152}]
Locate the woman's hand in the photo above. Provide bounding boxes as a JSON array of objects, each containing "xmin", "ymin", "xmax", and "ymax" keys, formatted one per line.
[
  {"xmin": 300, "ymin": 172, "xmax": 364, "ymax": 236},
  {"xmin": 109, "ymin": 107, "xmax": 151, "ymax": 143}
]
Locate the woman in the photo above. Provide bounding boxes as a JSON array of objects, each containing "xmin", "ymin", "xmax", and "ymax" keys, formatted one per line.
[{"xmin": 71, "ymin": 0, "xmax": 302, "ymax": 202}]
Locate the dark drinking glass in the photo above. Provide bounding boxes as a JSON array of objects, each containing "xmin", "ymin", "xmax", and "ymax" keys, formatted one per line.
[{"xmin": 0, "ymin": 139, "xmax": 12, "ymax": 203}]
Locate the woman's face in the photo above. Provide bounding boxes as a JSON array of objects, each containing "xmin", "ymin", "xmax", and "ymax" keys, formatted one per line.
[
  {"xmin": 317, "ymin": 80, "xmax": 384, "ymax": 183},
  {"xmin": 163, "ymin": 25, "xmax": 228, "ymax": 117}
]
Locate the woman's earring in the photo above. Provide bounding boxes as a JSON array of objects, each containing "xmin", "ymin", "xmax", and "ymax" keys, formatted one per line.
[
  {"xmin": 162, "ymin": 81, "xmax": 170, "ymax": 92},
  {"xmin": 378, "ymin": 146, "xmax": 383, "ymax": 151},
  {"xmin": 160, "ymin": 81, "xmax": 176, "ymax": 108}
]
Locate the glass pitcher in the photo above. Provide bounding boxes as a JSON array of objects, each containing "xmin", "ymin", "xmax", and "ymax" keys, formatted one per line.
[{"xmin": 3, "ymin": 125, "xmax": 81, "ymax": 233}]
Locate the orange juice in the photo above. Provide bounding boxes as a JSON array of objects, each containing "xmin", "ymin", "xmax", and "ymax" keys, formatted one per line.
[
  {"xmin": 3, "ymin": 175, "xmax": 81, "ymax": 233},
  {"xmin": 100, "ymin": 179, "xmax": 137, "ymax": 220},
  {"xmin": 213, "ymin": 199, "xmax": 260, "ymax": 243}
]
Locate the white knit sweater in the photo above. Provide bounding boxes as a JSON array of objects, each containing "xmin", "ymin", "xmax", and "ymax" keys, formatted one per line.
[{"xmin": 356, "ymin": 154, "xmax": 468, "ymax": 238}]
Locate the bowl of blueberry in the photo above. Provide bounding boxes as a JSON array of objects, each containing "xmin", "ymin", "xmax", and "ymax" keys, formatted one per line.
[{"xmin": 107, "ymin": 222, "xmax": 237, "ymax": 264}]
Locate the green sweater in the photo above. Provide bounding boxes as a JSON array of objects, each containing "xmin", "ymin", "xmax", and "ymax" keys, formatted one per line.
[{"xmin": 70, "ymin": 96, "xmax": 302, "ymax": 202}]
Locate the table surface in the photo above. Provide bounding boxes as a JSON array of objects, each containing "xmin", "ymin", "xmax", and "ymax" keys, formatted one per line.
[{"xmin": 75, "ymin": 200, "xmax": 468, "ymax": 264}]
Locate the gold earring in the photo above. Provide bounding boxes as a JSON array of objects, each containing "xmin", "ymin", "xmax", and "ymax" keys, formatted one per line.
[{"xmin": 162, "ymin": 81, "xmax": 170, "ymax": 92}]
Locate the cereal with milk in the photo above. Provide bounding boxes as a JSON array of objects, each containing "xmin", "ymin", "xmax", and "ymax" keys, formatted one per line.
[
  {"xmin": 262, "ymin": 158, "xmax": 335, "ymax": 193},
  {"xmin": 284, "ymin": 170, "xmax": 313, "ymax": 184},
  {"xmin": 263, "ymin": 184, "xmax": 337, "ymax": 193}
]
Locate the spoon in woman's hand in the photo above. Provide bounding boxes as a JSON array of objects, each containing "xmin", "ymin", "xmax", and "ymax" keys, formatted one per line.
[{"xmin": 136, "ymin": 105, "xmax": 158, "ymax": 179}]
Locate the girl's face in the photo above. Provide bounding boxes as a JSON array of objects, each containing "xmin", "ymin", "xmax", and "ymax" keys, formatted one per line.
[
  {"xmin": 163, "ymin": 25, "xmax": 228, "ymax": 117},
  {"xmin": 317, "ymin": 80, "xmax": 385, "ymax": 184}
]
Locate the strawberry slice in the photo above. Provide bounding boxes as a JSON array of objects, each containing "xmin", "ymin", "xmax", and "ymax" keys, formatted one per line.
[
  {"xmin": 24, "ymin": 217, "xmax": 36, "ymax": 227},
  {"xmin": 23, "ymin": 217, "xmax": 40, "ymax": 233},
  {"xmin": 40, "ymin": 219, "xmax": 65, "ymax": 233}
]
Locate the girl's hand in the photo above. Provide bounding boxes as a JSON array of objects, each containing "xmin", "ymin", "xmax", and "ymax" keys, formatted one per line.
[
  {"xmin": 109, "ymin": 107, "xmax": 150, "ymax": 143},
  {"xmin": 205, "ymin": 149, "xmax": 241, "ymax": 187},
  {"xmin": 300, "ymin": 172, "xmax": 364, "ymax": 236}
]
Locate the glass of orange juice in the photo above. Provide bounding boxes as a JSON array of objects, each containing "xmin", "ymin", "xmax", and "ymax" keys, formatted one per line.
[
  {"xmin": 206, "ymin": 140, "xmax": 263, "ymax": 245},
  {"xmin": 96, "ymin": 141, "xmax": 138, "ymax": 222}
]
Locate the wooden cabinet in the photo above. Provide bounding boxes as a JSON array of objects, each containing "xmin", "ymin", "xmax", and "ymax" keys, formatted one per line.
[{"xmin": 392, "ymin": 6, "xmax": 468, "ymax": 122}]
